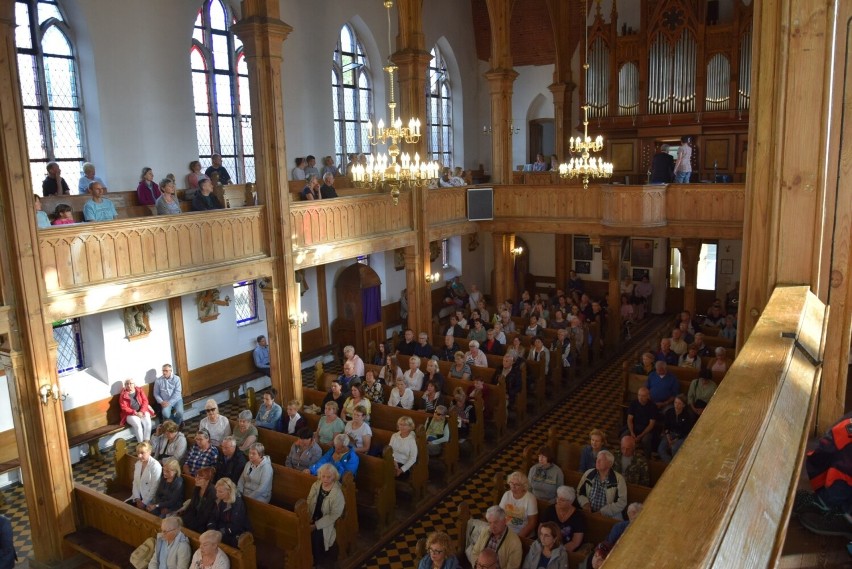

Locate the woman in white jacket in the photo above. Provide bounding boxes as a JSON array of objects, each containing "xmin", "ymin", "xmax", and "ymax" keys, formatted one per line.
[
  {"xmin": 131, "ymin": 441, "xmax": 162, "ymax": 509},
  {"xmin": 148, "ymin": 516, "xmax": 191, "ymax": 569},
  {"xmin": 307, "ymin": 463, "xmax": 345, "ymax": 569},
  {"xmin": 237, "ymin": 443, "xmax": 273, "ymax": 503}
]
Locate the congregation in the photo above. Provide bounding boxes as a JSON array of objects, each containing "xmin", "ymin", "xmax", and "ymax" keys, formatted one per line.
[{"xmin": 104, "ymin": 270, "xmax": 743, "ymax": 569}]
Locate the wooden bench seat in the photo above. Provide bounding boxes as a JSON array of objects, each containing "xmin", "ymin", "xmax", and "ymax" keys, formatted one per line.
[
  {"xmin": 105, "ymin": 439, "xmax": 313, "ymax": 569},
  {"xmin": 250, "ymin": 423, "xmax": 398, "ymax": 531},
  {"xmin": 68, "ymin": 483, "xmax": 256, "ymax": 569},
  {"xmin": 453, "ymin": 499, "xmax": 616, "ymax": 569},
  {"xmin": 395, "ymin": 354, "xmax": 514, "ymax": 433}
]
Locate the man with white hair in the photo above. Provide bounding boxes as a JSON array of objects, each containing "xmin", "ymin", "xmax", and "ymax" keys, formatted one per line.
[
  {"xmin": 607, "ymin": 501, "xmax": 644, "ymax": 545},
  {"xmin": 467, "ymin": 505, "xmax": 522, "ymax": 569},
  {"xmin": 319, "ymin": 172, "xmax": 338, "ymax": 199},
  {"xmin": 465, "ymin": 340, "xmax": 488, "ymax": 368},
  {"xmin": 577, "ymin": 450, "xmax": 628, "ymax": 520}
]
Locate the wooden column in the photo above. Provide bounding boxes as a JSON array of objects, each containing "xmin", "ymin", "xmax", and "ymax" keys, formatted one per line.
[
  {"xmin": 232, "ymin": 1, "xmax": 301, "ymax": 402},
  {"xmin": 554, "ymin": 234, "xmax": 569, "ymax": 292},
  {"xmin": 492, "ymin": 232, "xmax": 516, "ymax": 307},
  {"xmin": 168, "ymin": 298, "xmax": 190, "ymax": 397},
  {"xmin": 404, "ymin": 243, "xmax": 431, "ymax": 338},
  {"xmin": 673, "ymin": 239, "xmax": 701, "ymax": 316},
  {"xmin": 818, "ymin": 0, "xmax": 852, "ymax": 430},
  {"xmin": 485, "ymin": 0, "xmax": 517, "ymax": 184},
  {"xmin": 604, "ymin": 238, "xmax": 623, "ymax": 346},
  {"xmin": 548, "ymin": 82, "xmax": 574, "ymax": 159},
  {"xmin": 392, "ymin": 0, "xmax": 433, "ymax": 341},
  {"xmin": 315, "ymin": 266, "xmax": 330, "ymax": 345},
  {"xmin": 0, "ymin": 2, "xmax": 75, "ymax": 561},
  {"xmin": 545, "ymin": 0, "xmax": 577, "ymax": 158}
]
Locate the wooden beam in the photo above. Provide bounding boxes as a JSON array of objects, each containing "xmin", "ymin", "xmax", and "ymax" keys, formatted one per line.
[{"xmin": 168, "ymin": 297, "xmax": 190, "ymax": 397}]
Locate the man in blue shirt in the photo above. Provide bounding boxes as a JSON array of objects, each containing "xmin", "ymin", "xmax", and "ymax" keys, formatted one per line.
[
  {"xmin": 253, "ymin": 335, "xmax": 270, "ymax": 375},
  {"xmin": 646, "ymin": 361, "xmax": 680, "ymax": 410},
  {"xmin": 153, "ymin": 363, "xmax": 184, "ymax": 426},
  {"xmin": 82, "ymin": 182, "xmax": 117, "ymax": 221}
]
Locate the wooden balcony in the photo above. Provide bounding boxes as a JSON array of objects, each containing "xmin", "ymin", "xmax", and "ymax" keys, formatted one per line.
[
  {"xmin": 39, "ymin": 207, "xmax": 271, "ymax": 321},
  {"xmin": 290, "ymin": 191, "xmax": 417, "ymax": 269},
  {"xmin": 608, "ymin": 286, "xmax": 825, "ymax": 567}
]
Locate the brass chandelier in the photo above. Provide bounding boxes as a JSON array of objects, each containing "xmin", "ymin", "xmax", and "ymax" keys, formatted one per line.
[
  {"xmin": 559, "ymin": 0, "xmax": 613, "ymax": 189},
  {"xmin": 351, "ymin": 0, "xmax": 440, "ymax": 205}
]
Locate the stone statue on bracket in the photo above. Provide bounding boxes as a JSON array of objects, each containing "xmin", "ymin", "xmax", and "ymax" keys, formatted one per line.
[
  {"xmin": 196, "ymin": 288, "xmax": 230, "ymax": 323},
  {"xmin": 123, "ymin": 303, "xmax": 153, "ymax": 340}
]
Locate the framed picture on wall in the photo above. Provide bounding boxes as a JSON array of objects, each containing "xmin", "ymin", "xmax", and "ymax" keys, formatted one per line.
[
  {"xmin": 631, "ymin": 238, "xmax": 654, "ymax": 268},
  {"xmin": 574, "ymin": 236, "xmax": 593, "ymax": 261},
  {"xmin": 632, "ymin": 268, "xmax": 650, "ymax": 281},
  {"xmin": 575, "ymin": 261, "xmax": 591, "ymax": 275}
]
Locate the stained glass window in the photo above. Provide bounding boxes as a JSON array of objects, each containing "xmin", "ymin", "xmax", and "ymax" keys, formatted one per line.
[
  {"xmin": 332, "ymin": 24, "xmax": 372, "ymax": 170},
  {"xmin": 425, "ymin": 46, "xmax": 453, "ymax": 167},
  {"xmin": 16, "ymin": 0, "xmax": 86, "ymax": 194},
  {"xmin": 192, "ymin": 0, "xmax": 254, "ymax": 183}
]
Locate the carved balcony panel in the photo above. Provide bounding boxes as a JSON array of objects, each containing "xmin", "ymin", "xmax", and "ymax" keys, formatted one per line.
[
  {"xmin": 39, "ymin": 207, "xmax": 270, "ymax": 320},
  {"xmin": 425, "ymin": 187, "xmax": 480, "ymax": 240},
  {"xmin": 667, "ymin": 183, "xmax": 746, "ymax": 225},
  {"xmin": 290, "ymin": 192, "xmax": 416, "ymax": 269},
  {"xmin": 601, "ymin": 184, "xmax": 667, "ymax": 228}
]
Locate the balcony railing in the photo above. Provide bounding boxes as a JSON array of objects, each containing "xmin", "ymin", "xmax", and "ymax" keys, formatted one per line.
[{"xmin": 39, "ymin": 207, "xmax": 269, "ymax": 320}]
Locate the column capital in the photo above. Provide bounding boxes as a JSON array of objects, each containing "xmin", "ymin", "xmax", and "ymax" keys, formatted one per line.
[{"xmin": 485, "ymin": 68, "xmax": 519, "ymax": 90}]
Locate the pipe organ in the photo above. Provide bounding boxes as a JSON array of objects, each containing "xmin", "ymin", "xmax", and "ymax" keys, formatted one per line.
[{"xmin": 576, "ymin": 0, "xmax": 753, "ymax": 182}]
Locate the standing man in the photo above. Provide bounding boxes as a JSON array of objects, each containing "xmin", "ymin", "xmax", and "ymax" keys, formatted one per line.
[
  {"xmin": 82, "ymin": 182, "xmax": 117, "ymax": 221},
  {"xmin": 303, "ymin": 155, "xmax": 319, "ymax": 179},
  {"xmin": 154, "ymin": 364, "xmax": 184, "ymax": 427},
  {"xmin": 649, "ymin": 144, "xmax": 674, "ymax": 183},
  {"xmin": 205, "ymin": 153, "xmax": 232, "ymax": 185},
  {"xmin": 42, "ymin": 161, "xmax": 70, "ymax": 196},
  {"xmin": 673, "ymin": 136, "xmax": 692, "ymax": 183},
  {"xmin": 254, "ymin": 335, "xmax": 270, "ymax": 375}
]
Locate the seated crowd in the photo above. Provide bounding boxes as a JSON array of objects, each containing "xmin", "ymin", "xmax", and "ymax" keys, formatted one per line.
[
  {"xmin": 112, "ymin": 276, "xmax": 736, "ymax": 569},
  {"xmin": 34, "ymin": 153, "xmax": 239, "ymax": 227}
]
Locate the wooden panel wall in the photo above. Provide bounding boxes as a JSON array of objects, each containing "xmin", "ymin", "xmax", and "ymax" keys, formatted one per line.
[
  {"xmin": 492, "ymin": 186, "xmax": 602, "ymax": 221},
  {"xmin": 39, "ymin": 207, "xmax": 267, "ymax": 293},
  {"xmin": 666, "ymin": 184, "xmax": 745, "ymax": 224}
]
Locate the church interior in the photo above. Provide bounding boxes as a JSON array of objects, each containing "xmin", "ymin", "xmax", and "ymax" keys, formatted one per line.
[{"xmin": 0, "ymin": 0, "xmax": 850, "ymax": 567}]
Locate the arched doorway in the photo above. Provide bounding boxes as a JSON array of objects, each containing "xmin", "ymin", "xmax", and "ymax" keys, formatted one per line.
[{"xmin": 331, "ymin": 263, "xmax": 384, "ymax": 359}]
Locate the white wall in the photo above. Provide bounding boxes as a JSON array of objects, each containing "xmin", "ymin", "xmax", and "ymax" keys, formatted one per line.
[
  {"xmin": 511, "ymin": 65, "xmax": 555, "ymax": 167},
  {"xmin": 79, "ymin": 301, "xmax": 174, "ymax": 391},
  {"xmin": 65, "ymin": 0, "xmax": 203, "ymax": 190},
  {"xmin": 182, "ymin": 285, "xmax": 268, "ymax": 370}
]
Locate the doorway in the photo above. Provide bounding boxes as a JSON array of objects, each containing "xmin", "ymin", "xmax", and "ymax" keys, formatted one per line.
[{"xmin": 529, "ymin": 119, "xmax": 555, "ymax": 164}]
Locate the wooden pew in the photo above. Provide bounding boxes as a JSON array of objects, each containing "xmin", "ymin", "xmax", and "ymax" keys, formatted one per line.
[
  {"xmin": 490, "ymin": 469, "xmax": 651, "ymax": 523},
  {"xmin": 105, "ymin": 439, "xmax": 314, "ymax": 569},
  {"xmin": 67, "ymin": 482, "xmax": 256, "ymax": 569},
  {"xmin": 251, "ymin": 420, "xmax": 398, "ymax": 531},
  {"xmin": 525, "ymin": 427, "xmax": 668, "ymax": 486},
  {"xmin": 395, "ymin": 354, "xmax": 513, "ymax": 435},
  {"xmin": 453, "ymin": 498, "xmax": 616, "ymax": 569}
]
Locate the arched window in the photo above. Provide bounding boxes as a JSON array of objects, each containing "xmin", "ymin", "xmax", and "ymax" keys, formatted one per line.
[
  {"xmin": 332, "ymin": 24, "xmax": 372, "ymax": 169},
  {"xmin": 426, "ymin": 46, "xmax": 453, "ymax": 167},
  {"xmin": 15, "ymin": 0, "xmax": 87, "ymax": 194},
  {"xmin": 191, "ymin": 0, "xmax": 254, "ymax": 183}
]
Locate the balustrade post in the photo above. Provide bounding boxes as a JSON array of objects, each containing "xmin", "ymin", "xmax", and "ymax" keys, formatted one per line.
[
  {"xmin": 232, "ymin": 1, "xmax": 301, "ymax": 402},
  {"xmin": 0, "ymin": 2, "xmax": 75, "ymax": 560}
]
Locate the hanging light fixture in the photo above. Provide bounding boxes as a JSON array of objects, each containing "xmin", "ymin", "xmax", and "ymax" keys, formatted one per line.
[
  {"xmin": 559, "ymin": 0, "xmax": 614, "ymax": 189},
  {"xmin": 351, "ymin": 0, "xmax": 440, "ymax": 205}
]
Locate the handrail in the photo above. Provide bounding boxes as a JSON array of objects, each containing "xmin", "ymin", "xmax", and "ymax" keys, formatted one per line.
[{"xmin": 606, "ymin": 286, "xmax": 825, "ymax": 567}]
